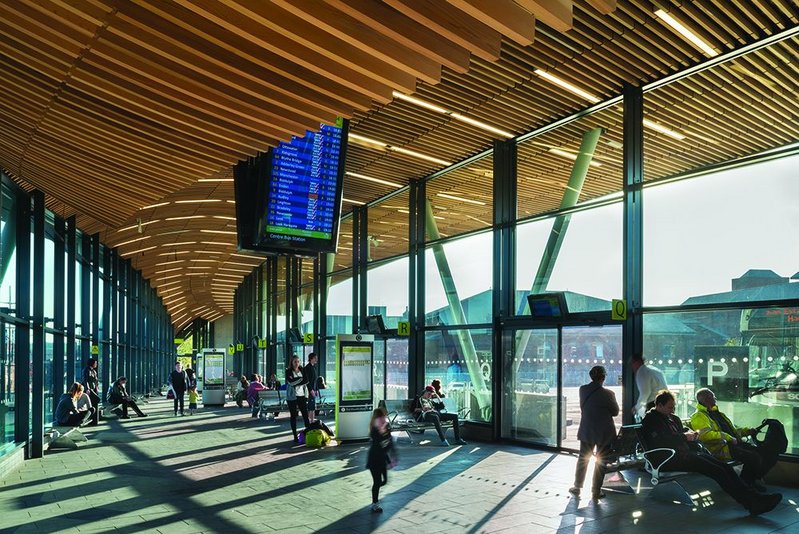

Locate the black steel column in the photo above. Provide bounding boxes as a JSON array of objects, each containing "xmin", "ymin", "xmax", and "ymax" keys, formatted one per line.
[
  {"xmin": 623, "ymin": 83, "xmax": 644, "ymax": 425},
  {"xmin": 53, "ymin": 215, "xmax": 66, "ymax": 409},
  {"xmin": 65, "ymin": 216, "xmax": 76, "ymax": 386},
  {"xmin": 101, "ymin": 247, "xmax": 111, "ymax": 395},
  {"xmin": 492, "ymin": 140, "xmax": 517, "ymax": 438},
  {"xmin": 91, "ymin": 234, "xmax": 100, "ymax": 366},
  {"xmin": 14, "ymin": 190, "xmax": 30, "ymax": 444},
  {"xmin": 351, "ymin": 210, "xmax": 360, "ymax": 334},
  {"xmin": 80, "ymin": 233, "xmax": 91, "ymax": 363},
  {"xmin": 358, "ymin": 208, "xmax": 368, "ymax": 328},
  {"xmin": 31, "ymin": 190, "xmax": 45, "ymax": 458},
  {"xmin": 408, "ymin": 179, "xmax": 426, "ymax": 398}
]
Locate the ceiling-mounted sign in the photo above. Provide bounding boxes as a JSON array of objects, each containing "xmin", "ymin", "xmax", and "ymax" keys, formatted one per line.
[
  {"xmin": 174, "ymin": 338, "xmax": 184, "ymax": 345},
  {"xmin": 236, "ymin": 342, "xmax": 245, "ymax": 352},
  {"xmin": 257, "ymin": 338, "xmax": 267, "ymax": 349},
  {"xmin": 91, "ymin": 344, "xmax": 99, "ymax": 355},
  {"xmin": 227, "ymin": 345, "xmax": 235, "ymax": 355},
  {"xmin": 303, "ymin": 333, "xmax": 314, "ymax": 344}
]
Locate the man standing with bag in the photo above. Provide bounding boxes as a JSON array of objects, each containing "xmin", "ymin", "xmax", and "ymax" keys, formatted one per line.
[
  {"xmin": 569, "ymin": 366, "xmax": 619, "ymax": 501},
  {"xmin": 169, "ymin": 361, "xmax": 188, "ymax": 416}
]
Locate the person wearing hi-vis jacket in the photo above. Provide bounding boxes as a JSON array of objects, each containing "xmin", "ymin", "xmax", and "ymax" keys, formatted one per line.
[{"xmin": 690, "ymin": 388, "xmax": 778, "ymax": 491}]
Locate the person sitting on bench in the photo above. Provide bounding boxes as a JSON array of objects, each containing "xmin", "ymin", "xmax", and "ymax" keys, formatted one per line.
[
  {"xmin": 641, "ymin": 389, "xmax": 781, "ymax": 515},
  {"xmin": 55, "ymin": 382, "xmax": 94, "ymax": 427},
  {"xmin": 108, "ymin": 376, "xmax": 148, "ymax": 419},
  {"xmin": 690, "ymin": 388, "xmax": 778, "ymax": 492},
  {"xmin": 416, "ymin": 386, "xmax": 466, "ymax": 447}
]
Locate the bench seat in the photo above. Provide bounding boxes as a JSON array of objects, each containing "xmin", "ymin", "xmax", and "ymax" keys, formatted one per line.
[
  {"xmin": 46, "ymin": 426, "xmax": 88, "ymax": 450},
  {"xmin": 380, "ymin": 399, "xmax": 457, "ymax": 444}
]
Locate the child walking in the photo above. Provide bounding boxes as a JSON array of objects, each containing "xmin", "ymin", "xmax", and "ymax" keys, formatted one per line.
[
  {"xmin": 366, "ymin": 407, "xmax": 394, "ymax": 513},
  {"xmin": 187, "ymin": 385, "xmax": 198, "ymax": 415}
]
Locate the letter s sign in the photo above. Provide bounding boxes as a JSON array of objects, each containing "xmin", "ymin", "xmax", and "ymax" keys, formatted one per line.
[{"xmin": 708, "ymin": 361, "xmax": 728, "ymax": 386}]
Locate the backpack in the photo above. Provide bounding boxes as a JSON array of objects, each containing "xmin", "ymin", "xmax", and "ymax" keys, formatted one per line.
[
  {"xmin": 305, "ymin": 429, "xmax": 330, "ymax": 448},
  {"xmin": 756, "ymin": 418, "xmax": 788, "ymax": 455}
]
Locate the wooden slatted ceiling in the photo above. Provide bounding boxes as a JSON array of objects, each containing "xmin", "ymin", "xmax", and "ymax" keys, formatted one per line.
[{"xmin": 1, "ymin": 0, "xmax": 798, "ymax": 328}]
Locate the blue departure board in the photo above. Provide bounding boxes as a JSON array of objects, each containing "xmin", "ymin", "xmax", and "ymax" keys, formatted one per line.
[{"xmin": 258, "ymin": 123, "xmax": 345, "ymax": 253}]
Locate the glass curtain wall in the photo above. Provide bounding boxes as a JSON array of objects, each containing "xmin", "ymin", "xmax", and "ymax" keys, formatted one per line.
[
  {"xmin": 0, "ymin": 172, "xmax": 173, "ymax": 461},
  {"xmin": 641, "ymin": 38, "xmax": 799, "ymax": 456}
]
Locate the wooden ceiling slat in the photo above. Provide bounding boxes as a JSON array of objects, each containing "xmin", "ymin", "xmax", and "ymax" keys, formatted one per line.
[
  {"xmin": 447, "ymin": 0, "xmax": 537, "ymax": 45},
  {"xmin": 321, "ymin": 0, "xmax": 471, "ymax": 74},
  {"xmin": 273, "ymin": 0, "xmax": 445, "ymax": 85},
  {"xmin": 384, "ymin": 0, "xmax": 503, "ymax": 61},
  {"xmin": 133, "ymin": 0, "xmax": 374, "ymax": 111}
]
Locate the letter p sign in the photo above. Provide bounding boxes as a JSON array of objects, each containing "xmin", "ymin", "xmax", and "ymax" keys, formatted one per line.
[{"xmin": 708, "ymin": 361, "xmax": 728, "ymax": 386}]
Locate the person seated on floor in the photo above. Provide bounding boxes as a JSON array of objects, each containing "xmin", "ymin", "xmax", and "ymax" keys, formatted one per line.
[
  {"xmin": 247, "ymin": 374, "xmax": 267, "ymax": 418},
  {"xmin": 415, "ymin": 385, "xmax": 466, "ymax": 447},
  {"xmin": 55, "ymin": 382, "xmax": 94, "ymax": 427},
  {"xmin": 235, "ymin": 375, "xmax": 250, "ymax": 408},
  {"xmin": 690, "ymin": 388, "xmax": 779, "ymax": 491},
  {"xmin": 641, "ymin": 389, "xmax": 781, "ymax": 515},
  {"xmin": 108, "ymin": 376, "xmax": 148, "ymax": 419}
]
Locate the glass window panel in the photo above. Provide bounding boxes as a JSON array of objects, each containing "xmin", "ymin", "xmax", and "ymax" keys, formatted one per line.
[
  {"xmin": 1, "ymin": 322, "xmax": 16, "ymax": 452},
  {"xmin": 644, "ymin": 307, "xmax": 799, "ymax": 455},
  {"xmin": 426, "ymin": 153, "xmax": 493, "ymax": 240},
  {"xmin": 644, "ymin": 155, "xmax": 799, "ymax": 306},
  {"xmin": 385, "ymin": 338, "xmax": 408, "ymax": 401},
  {"xmin": 517, "ymin": 105, "xmax": 623, "ymax": 218},
  {"xmin": 424, "ymin": 328, "xmax": 492, "ymax": 423},
  {"xmin": 367, "ymin": 190, "xmax": 410, "ymax": 261},
  {"xmin": 516, "ymin": 202, "xmax": 622, "ymax": 313},
  {"xmin": 367, "ymin": 256, "xmax": 408, "ymax": 330},
  {"xmin": 425, "ymin": 231, "xmax": 492, "ymax": 326}
]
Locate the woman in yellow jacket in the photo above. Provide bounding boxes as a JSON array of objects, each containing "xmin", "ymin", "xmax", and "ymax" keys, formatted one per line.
[{"xmin": 690, "ymin": 388, "xmax": 771, "ymax": 490}]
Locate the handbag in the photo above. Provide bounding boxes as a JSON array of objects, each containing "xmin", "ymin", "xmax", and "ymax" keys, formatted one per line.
[{"xmin": 166, "ymin": 387, "xmax": 175, "ymax": 400}]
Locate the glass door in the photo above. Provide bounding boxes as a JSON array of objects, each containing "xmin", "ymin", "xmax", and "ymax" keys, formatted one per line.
[
  {"xmin": 561, "ymin": 325, "xmax": 623, "ymax": 451},
  {"xmin": 502, "ymin": 324, "xmax": 623, "ymax": 450},
  {"xmin": 502, "ymin": 327, "xmax": 560, "ymax": 445}
]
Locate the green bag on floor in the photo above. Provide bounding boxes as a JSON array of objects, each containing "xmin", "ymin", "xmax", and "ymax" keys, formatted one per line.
[{"xmin": 305, "ymin": 429, "xmax": 330, "ymax": 448}]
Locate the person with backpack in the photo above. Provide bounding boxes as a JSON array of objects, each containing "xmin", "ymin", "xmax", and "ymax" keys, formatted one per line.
[
  {"xmin": 690, "ymin": 388, "xmax": 780, "ymax": 491},
  {"xmin": 366, "ymin": 407, "xmax": 395, "ymax": 513},
  {"xmin": 169, "ymin": 362, "xmax": 188, "ymax": 416}
]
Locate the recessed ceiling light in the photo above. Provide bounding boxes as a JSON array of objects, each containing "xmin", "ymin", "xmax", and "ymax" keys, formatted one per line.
[
  {"xmin": 200, "ymin": 229, "xmax": 237, "ymax": 235},
  {"xmin": 655, "ymin": 9, "xmax": 718, "ymax": 57},
  {"xmin": 160, "ymin": 242, "xmax": 197, "ymax": 247},
  {"xmin": 348, "ymin": 133, "xmax": 452, "ymax": 166},
  {"xmin": 140, "ymin": 202, "xmax": 170, "ymax": 210},
  {"xmin": 642, "ymin": 119, "xmax": 686, "ymax": 140},
  {"xmin": 116, "ymin": 235, "xmax": 152, "ymax": 247},
  {"xmin": 345, "ymin": 172, "xmax": 402, "ymax": 188},
  {"xmin": 174, "ymin": 199, "xmax": 222, "ymax": 204},
  {"xmin": 534, "ymin": 69, "xmax": 600, "ymax": 103},
  {"xmin": 435, "ymin": 193, "xmax": 486, "ymax": 206},
  {"xmin": 548, "ymin": 148, "xmax": 603, "ymax": 167},
  {"xmin": 198, "ymin": 178, "xmax": 234, "ymax": 182},
  {"xmin": 392, "ymin": 92, "xmax": 514, "ymax": 137},
  {"xmin": 116, "ymin": 220, "xmax": 160, "ymax": 233},
  {"xmin": 120, "ymin": 246, "xmax": 156, "ymax": 257},
  {"xmin": 342, "ymin": 198, "xmax": 365, "ymax": 205}
]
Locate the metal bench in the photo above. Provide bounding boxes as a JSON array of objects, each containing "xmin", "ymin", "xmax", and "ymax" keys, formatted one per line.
[
  {"xmin": 380, "ymin": 399, "xmax": 458, "ymax": 444},
  {"xmin": 46, "ymin": 426, "xmax": 88, "ymax": 450},
  {"xmin": 598, "ymin": 424, "xmax": 645, "ymax": 495},
  {"xmin": 257, "ymin": 390, "xmax": 284, "ymax": 419}
]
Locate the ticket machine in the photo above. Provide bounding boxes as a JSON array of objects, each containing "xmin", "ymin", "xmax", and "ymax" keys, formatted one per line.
[{"xmin": 201, "ymin": 348, "xmax": 226, "ymax": 406}]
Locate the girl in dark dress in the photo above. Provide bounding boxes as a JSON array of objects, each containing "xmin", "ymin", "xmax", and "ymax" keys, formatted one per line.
[{"xmin": 366, "ymin": 407, "xmax": 394, "ymax": 513}]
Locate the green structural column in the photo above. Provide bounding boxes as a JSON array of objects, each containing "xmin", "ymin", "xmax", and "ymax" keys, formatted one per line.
[
  {"xmin": 516, "ymin": 127, "xmax": 603, "ymax": 363},
  {"xmin": 425, "ymin": 199, "xmax": 491, "ymax": 419}
]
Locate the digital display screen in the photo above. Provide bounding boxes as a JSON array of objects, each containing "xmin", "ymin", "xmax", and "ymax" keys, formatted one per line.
[
  {"xmin": 340, "ymin": 344, "xmax": 373, "ymax": 403},
  {"xmin": 528, "ymin": 293, "xmax": 567, "ymax": 318},
  {"xmin": 258, "ymin": 123, "xmax": 345, "ymax": 253}
]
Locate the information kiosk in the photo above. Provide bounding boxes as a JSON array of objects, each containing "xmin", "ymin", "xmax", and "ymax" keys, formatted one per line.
[
  {"xmin": 201, "ymin": 348, "xmax": 226, "ymax": 406},
  {"xmin": 335, "ymin": 334, "xmax": 374, "ymax": 440}
]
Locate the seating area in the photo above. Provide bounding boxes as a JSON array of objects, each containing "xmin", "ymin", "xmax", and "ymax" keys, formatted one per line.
[
  {"xmin": 380, "ymin": 399, "xmax": 460, "ymax": 444},
  {"xmin": 3, "ymin": 397, "xmax": 798, "ymax": 534}
]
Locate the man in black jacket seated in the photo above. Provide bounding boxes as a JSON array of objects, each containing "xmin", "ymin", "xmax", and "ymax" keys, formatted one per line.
[{"xmin": 641, "ymin": 390, "xmax": 781, "ymax": 515}]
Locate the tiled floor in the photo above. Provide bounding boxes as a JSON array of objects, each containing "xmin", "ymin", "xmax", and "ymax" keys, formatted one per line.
[{"xmin": 1, "ymin": 398, "xmax": 798, "ymax": 533}]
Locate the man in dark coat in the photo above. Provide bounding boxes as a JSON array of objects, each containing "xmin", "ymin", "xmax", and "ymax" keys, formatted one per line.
[{"xmin": 569, "ymin": 366, "xmax": 619, "ymax": 500}]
